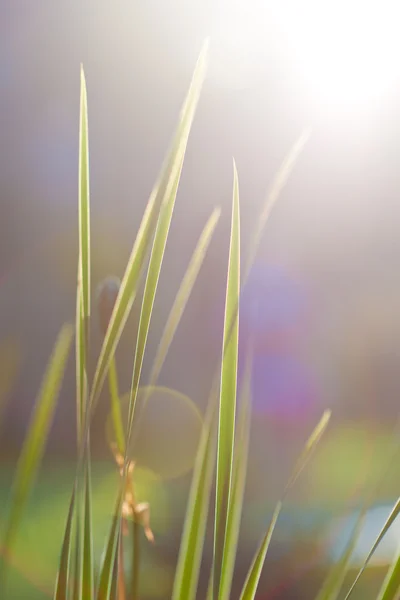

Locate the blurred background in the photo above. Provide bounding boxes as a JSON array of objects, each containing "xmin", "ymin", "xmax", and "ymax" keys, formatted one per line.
[{"xmin": 1, "ymin": 0, "xmax": 400, "ymax": 597}]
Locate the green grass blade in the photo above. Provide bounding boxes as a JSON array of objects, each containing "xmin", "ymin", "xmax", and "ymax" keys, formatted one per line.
[
  {"xmin": 125, "ymin": 50, "xmax": 213, "ymax": 442},
  {"xmin": 108, "ymin": 530, "xmax": 122, "ymax": 600},
  {"xmin": 89, "ymin": 40, "xmax": 208, "ymax": 415},
  {"xmin": 129, "ymin": 207, "xmax": 220, "ymax": 444},
  {"xmin": 172, "ymin": 399, "xmax": 218, "ymax": 600},
  {"xmin": 377, "ymin": 544, "xmax": 400, "ymax": 600},
  {"xmin": 239, "ymin": 410, "xmax": 330, "ymax": 600},
  {"xmin": 219, "ymin": 350, "xmax": 252, "ymax": 600},
  {"xmin": 316, "ymin": 509, "xmax": 366, "ymax": 600},
  {"xmin": 284, "ymin": 409, "xmax": 331, "ymax": 495},
  {"xmin": 54, "ymin": 486, "xmax": 77, "ymax": 600},
  {"xmin": 71, "ymin": 489, "xmax": 83, "ymax": 600},
  {"xmin": 1, "ymin": 324, "xmax": 73, "ymax": 563},
  {"xmin": 239, "ymin": 502, "xmax": 282, "ymax": 600},
  {"xmin": 126, "ymin": 141, "xmax": 186, "ymax": 434},
  {"xmin": 345, "ymin": 496, "xmax": 400, "ymax": 599},
  {"xmin": 108, "ymin": 357, "xmax": 125, "ymax": 454},
  {"xmin": 79, "ymin": 66, "xmax": 91, "ymax": 326},
  {"xmin": 96, "ymin": 485, "xmax": 124, "ymax": 600},
  {"xmin": 82, "ymin": 455, "xmax": 94, "ymax": 600},
  {"xmin": 214, "ymin": 160, "xmax": 240, "ymax": 596},
  {"xmin": 76, "ymin": 274, "xmax": 85, "ymax": 447}
]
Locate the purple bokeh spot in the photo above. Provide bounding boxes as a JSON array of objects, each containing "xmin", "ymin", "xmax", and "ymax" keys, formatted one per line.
[
  {"xmin": 249, "ymin": 353, "xmax": 318, "ymax": 421},
  {"xmin": 239, "ymin": 263, "xmax": 308, "ymax": 351}
]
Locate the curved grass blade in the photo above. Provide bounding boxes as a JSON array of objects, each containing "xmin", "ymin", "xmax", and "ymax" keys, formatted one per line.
[
  {"xmin": 90, "ymin": 40, "xmax": 209, "ymax": 415},
  {"xmin": 129, "ymin": 207, "xmax": 221, "ymax": 444},
  {"xmin": 96, "ymin": 485, "xmax": 124, "ymax": 600},
  {"xmin": 283, "ymin": 409, "xmax": 331, "ymax": 496},
  {"xmin": 345, "ymin": 496, "xmax": 400, "ymax": 599},
  {"xmin": 377, "ymin": 543, "xmax": 400, "ymax": 600},
  {"xmin": 0, "ymin": 324, "xmax": 73, "ymax": 581},
  {"xmin": 239, "ymin": 502, "xmax": 282, "ymax": 600},
  {"xmin": 172, "ymin": 398, "xmax": 218, "ymax": 600},
  {"xmin": 315, "ymin": 508, "xmax": 366, "ymax": 600},
  {"xmin": 54, "ymin": 485, "xmax": 77, "ymax": 600},
  {"xmin": 218, "ymin": 349, "xmax": 252, "ymax": 600},
  {"xmin": 240, "ymin": 410, "xmax": 331, "ymax": 600},
  {"xmin": 126, "ymin": 142, "xmax": 186, "ymax": 435},
  {"xmin": 213, "ymin": 160, "xmax": 240, "ymax": 597}
]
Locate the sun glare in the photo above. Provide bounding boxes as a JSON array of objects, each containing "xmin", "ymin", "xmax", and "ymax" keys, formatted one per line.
[
  {"xmin": 274, "ymin": 1, "xmax": 400, "ymax": 115},
  {"xmin": 210, "ymin": 1, "xmax": 400, "ymax": 117}
]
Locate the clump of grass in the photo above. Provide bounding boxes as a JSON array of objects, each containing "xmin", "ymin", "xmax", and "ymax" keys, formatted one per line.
[{"xmin": 1, "ymin": 38, "xmax": 400, "ymax": 600}]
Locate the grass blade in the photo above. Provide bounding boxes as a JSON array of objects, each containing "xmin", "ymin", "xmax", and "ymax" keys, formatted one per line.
[
  {"xmin": 108, "ymin": 357, "xmax": 125, "ymax": 454},
  {"xmin": 172, "ymin": 399, "xmax": 218, "ymax": 600},
  {"xmin": 240, "ymin": 410, "xmax": 331, "ymax": 600},
  {"xmin": 76, "ymin": 274, "xmax": 85, "ymax": 447},
  {"xmin": 78, "ymin": 66, "xmax": 91, "ymax": 327},
  {"xmin": 316, "ymin": 508, "xmax": 366, "ymax": 600},
  {"xmin": 82, "ymin": 455, "xmax": 94, "ymax": 600},
  {"xmin": 214, "ymin": 160, "xmax": 240, "ymax": 596},
  {"xmin": 1, "ymin": 324, "xmax": 73, "ymax": 567},
  {"xmin": 54, "ymin": 486, "xmax": 77, "ymax": 600},
  {"xmin": 96, "ymin": 486, "xmax": 124, "ymax": 600},
  {"xmin": 72, "ymin": 490, "xmax": 83, "ymax": 600},
  {"xmin": 377, "ymin": 543, "xmax": 400, "ymax": 600},
  {"xmin": 129, "ymin": 207, "xmax": 221, "ymax": 444},
  {"xmin": 239, "ymin": 502, "xmax": 282, "ymax": 600},
  {"xmin": 284, "ymin": 409, "xmax": 331, "ymax": 495},
  {"xmin": 89, "ymin": 40, "xmax": 209, "ymax": 414},
  {"xmin": 126, "ymin": 136, "xmax": 186, "ymax": 434},
  {"xmin": 218, "ymin": 349, "xmax": 252, "ymax": 600},
  {"xmin": 345, "ymin": 496, "xmax": 400, "ymax": 599}
]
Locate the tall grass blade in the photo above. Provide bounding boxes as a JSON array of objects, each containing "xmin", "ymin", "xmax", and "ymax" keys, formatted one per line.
[
  {"xmin": 76, "ymin": 274, "xmax": 85, "ymax": 446},
  {"xmin": 82, "ymin": 456, "xmax": 94, "ymax": 600},
  {"xmin": 129, "ymin": 207, "xmax": 220, "ymax": 444},
  {"xmin": 315, "ymin": 508, "xmax": 366, "ymax": 600},
  {"xmin": 214, "ymin": 160, "xmax": 240, "ymax": 596},
  {"xmin": 345, "ymin": 496, "xmax": 400, "ymax": 599},
  {"xmin": 96, "ymin": 478, "xmax": 125, "ymax": 600},
  {"xmin": 108, "ymin": 529, "xmax": 122, "ymax": 600},
  {"xmin": 72, "ymin": 493, "xmax": 83, "ymax": 600},
  {"xmin": 1, "ymin": 324, "xmax": 73, "ymax": 566},
  {"xmin": 218, "ymin": 349, "xmax": 252, "ymax": 600},
  {"xmin": 171, "ymin": 399, "xmax": 218, "ymax": 600},
  {"xmin": 78, "ymin": 66, "xmax": 91, "ymax": 328},
  {"xmin": 54, "ymin": 486, "xmax": 76, "ymax": 600},
  {"xmin": 90, "ymin": 40, "xmax": 209, "ymax": 414},
  {"xmin": 126, "ymin": 142, "xmax": 185, "ymax": 434},
  {"xmin": 239, "ymin": 410, "xmax": 331, "ymax": 600}
]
